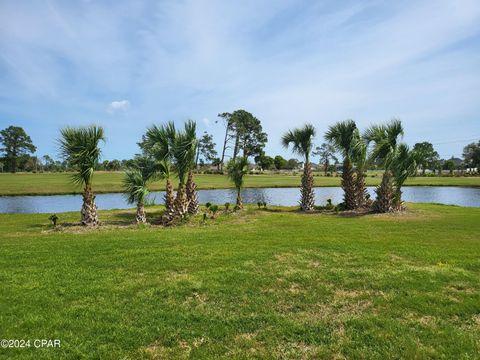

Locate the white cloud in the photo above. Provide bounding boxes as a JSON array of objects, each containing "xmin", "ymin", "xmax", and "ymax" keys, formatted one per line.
[
  {"xmin": 107, "ymin": 100, "xmax": 130, "ymax": 113},
  {"xmin": 202, "ymin": 117, "xmax": 210, "ymax": 127}
]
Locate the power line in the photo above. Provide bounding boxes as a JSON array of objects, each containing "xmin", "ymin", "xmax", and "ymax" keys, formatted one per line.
[{"xmin": 429, "ymin": 137, "xmax": 479, "ymax": 145}]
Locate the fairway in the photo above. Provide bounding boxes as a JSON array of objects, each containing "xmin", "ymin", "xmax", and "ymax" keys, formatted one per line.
[
  {"xmin": 1, "ymin": 204, "xmax": 479, "ymax": 359},
  {"xmin": 1, "ymin": 172, "xmax": 479, "ymax": 196}
]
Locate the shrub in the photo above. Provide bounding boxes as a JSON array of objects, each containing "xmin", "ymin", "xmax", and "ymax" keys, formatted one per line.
[
  {"xmin": 205, "ymin": 202, "xmax": 212, "ymax": 209},
  {"xmin": 210, "ymin": 205, "xmax": 219, "ymax": 218},
  {"xmin": 49, "ymin": 214, "xmax": 58, "ymax": 227},
  {"xmin": 224, "ymin": 202, "xmax": 230, "ymax": 211}
]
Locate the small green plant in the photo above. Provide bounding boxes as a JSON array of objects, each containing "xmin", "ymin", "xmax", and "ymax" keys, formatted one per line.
[
  {"xmin": 224, "ymin": 202, "xmax": 230, "ymax": 212},
  {"xmin": 49, "ymin": 214, "xmax": 58, "ymax": 227},
  {"xmin": 262, "ymin": 201, "xmax": 267, "ymax": 209},
  {"xmin": 257, "ymin": 201, "xmax": 262, "ymax": 209},
  {"xmin": 205, "ymin": 202, "xmax": 212, "ymax": 209},
  {"xmin": 210, "ymin": 205, "xmax": 219, "ymax": 218},
  {"xmin": 202, "ymin": 213, "xmax": 207, "ymax": 223},
  {"xmin": 327, "ymin": 199, "xmax": 332, "ymax": 206}
]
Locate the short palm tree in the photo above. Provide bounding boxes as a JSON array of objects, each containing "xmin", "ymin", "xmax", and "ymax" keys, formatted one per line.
[
  {"xmin": 58, "ymin": 125, "xmax": 105, "ymax": 226},
  {"xmin": 227, "ymin": 157, "xmax": 249, "ymax": 209},
  {"xmin": 390, "ymin": 143, "xmax": 418, "ymax": 210},
  {"xmin": 282, "ymin": 124, "xmax": 316, "ymax": 211},
  {"xmin": 325, "ymin": 120, "xmax": 360, "ymax": 210},
  {"xmin": 122, "ymin": 156, "xmax": 158, "ymax": 223},
  {"xmin": 364, "ymin": 118, "xmax": 404, "ymax": 212}
]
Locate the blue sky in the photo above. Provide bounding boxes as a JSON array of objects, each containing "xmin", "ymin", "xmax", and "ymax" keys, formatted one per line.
[{"xmin": 0, "ymin": 0, "xmax": 479, "ymax": 161}]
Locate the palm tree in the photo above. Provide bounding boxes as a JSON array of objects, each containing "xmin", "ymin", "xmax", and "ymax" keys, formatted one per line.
[
  {"xmin": 281, "ymin": 124, "xmax": 316, "ymax": 211},
  {"xmin": 390, "ymin": 143, "xmax": 418, "ymax": 210},
  {"xmin": 183, "ymin": 121, "xmax": 199, "ymax": 215},
  {"xmin": 58, "ymin": 125, "xmax": 105, "ymax": 226},
  {"xmin": 325, "ymin": 120, "xmax": 360, "ymax": 210},
  {"xmin": 171, "ymin": 120, "xmax": 198, "ymax": 218},
  {"xmin": 140, "ymin": 122, "xmax": 176, "ymax": 224},
  {"xmin": 122, "ymin": 156, "xmax": 158, "ymax": 223},
  {"xmin": 353, "ymin": 138, "xmax": 368, "ymax": 208},
  {"xmin": 364, "ymin": 118, "xmax": 404, "ymax": 212},
  {"xmin": 226, "ymin": 157, "xmax": 249, "ymax": 209}
]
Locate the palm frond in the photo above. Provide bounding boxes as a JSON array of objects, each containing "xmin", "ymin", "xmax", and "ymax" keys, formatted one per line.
[
  {"xmin": 281, "ymin": 124, "xmax": 316, "ymax": 162},
  {"xmin": 58, "ymin": 125, "xmax": 105, "ymax": 186},
  {"xmin": 122, "ymin": 169, "xmax": 149, "ymax": 205},
  {"xmin": 227, "ymin": 157, "xmax": 249, "ymax": 189},
  {"xmin": 324, "ymin": 120, "xmax": 358, "ymax": 160}
]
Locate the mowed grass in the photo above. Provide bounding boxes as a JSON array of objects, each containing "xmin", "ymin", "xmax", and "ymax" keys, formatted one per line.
[
  {"xmin": 1, "ymin": 172, "xmax": 479, "ymax": 195},
  {"xmin": 1, "ymin": 204, "xmax": 479, "ymax": 359}
]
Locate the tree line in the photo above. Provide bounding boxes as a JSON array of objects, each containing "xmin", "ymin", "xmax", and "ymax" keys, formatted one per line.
[{"xmin": 1, "ymin": 114, "xmax": 479, "ymax": 174}]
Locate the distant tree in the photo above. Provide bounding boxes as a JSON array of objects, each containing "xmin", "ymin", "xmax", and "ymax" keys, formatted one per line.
[
  {"xmin": 217, "ymin": 113, "xmax": 236, "ymax": 171},
  {"xmin": 221, "ymin": 110, "xmax": 267, "ymax": 161},
  {"xmin": 463, "ymin": 141, "xmax": 480, "ymax": 170},
  {"xmin": 42, "ymin": 155, "xmax": 55, "ymax": 171},
  {"xmin": 196, "ymin": 131, "xmax": 217, "ymax": 168},
  {"xmin": 212, "ymin": 157, "xmax": 222, "ymax": 171},
  {"xmin": 23, "ymin": 156, "xmax": 39, "ymax": 172},
  {"xmin": 413, "ymin": 142, "xmax": 439, "ymax": 175},
  {"xmin": 0, "ymin": 126, "xmax": 37, "ymax": 173},
  {"xmin": 444, "ymin": 159, "xmax": 456, "ymax": 174},
  {"xmin": 285, "ymin": 158, "xmax": 300, "ymax": 170},
  {"xmin": 107, "ymin": 159, "xmax": 121, "ymax": 171},
  {"xmin": 274, "ymin": 155, "xmax": 287, "ymax": 170},
  {"xmin": 254, "ymin": 152, "xmax": 274, "ymax": 171},
  {"xmin": 312, "ymin": 142, "xmax": 337, "ymax": 175}
]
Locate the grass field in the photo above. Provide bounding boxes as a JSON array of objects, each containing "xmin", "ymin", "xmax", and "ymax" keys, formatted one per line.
[
  {"xmin": 1, "ymin": 172, "xmax": 479, "ymax": 195},
  {"xmin": 1, "ymin": 204, "xmax": 479, "ymax": 359}
]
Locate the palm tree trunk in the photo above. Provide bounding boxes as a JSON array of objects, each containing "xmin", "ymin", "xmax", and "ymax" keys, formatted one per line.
[
  {"xmin": 161, "ymin": 179, "xmax": 175, "ymax": 225},
  {"xmin": 186, "ymin": 170, "xmax": 199, "ymax": 215},
  {"xmin": 374, "ymin": 171, "xmax": 395, "ymax": 213},
  {"xmin": 81, "ymin": 184, "xmax": 98, "ymax": 226},
  {"xmin": 136, "ymin": 202, "xmax": 146, "ymax": 224},
  {"xmin": 355, "ymin": 168, "xmax": 367, "ymax": 208},
  {"xmin": 342, "ymin": 159, "xmax": 356, "ymax": 210},
  {"xmin": 300, "ymin": 162, "xmax": 315, "ymax": 211},
  {"xmin": 173, "ymin": 184, "xmax": 188, "ymax": 218},
  {"xmin": 236, "ymin": 187, "xmax": 243, "ymax": 209},
  {"xmin": 393, "ymin": 188, "xmax": 404, "ymax": 211}
]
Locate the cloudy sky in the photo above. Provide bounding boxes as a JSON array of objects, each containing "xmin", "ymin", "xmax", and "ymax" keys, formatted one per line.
[{"xmin": 1, "ymin": 0, "xmax": 479, "ymax": 161}]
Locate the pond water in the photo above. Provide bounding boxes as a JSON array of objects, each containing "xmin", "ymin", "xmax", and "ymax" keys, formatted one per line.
[{"xmin": 1, "ymin": 186, "xmax": 479, "ymax": 214}]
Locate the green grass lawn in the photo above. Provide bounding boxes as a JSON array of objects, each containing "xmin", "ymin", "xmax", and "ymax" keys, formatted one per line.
[
  {"xmin": 1, "ymin": 204, "xmax": 479, "ymax": 359},
  {"xmin": 1, "ymin": 172, "xmax": 479, "ymax": 195}
]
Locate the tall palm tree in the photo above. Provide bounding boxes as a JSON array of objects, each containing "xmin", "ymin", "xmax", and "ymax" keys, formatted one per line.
[
  {"xmin": 122, "ymin": 156, "xmax": 158, "ymax": 223},
  {"xmin": 353, "ymin": 138, "xmax": 368, "ymax": 208},
  {"xmin": 325, "ymin": 120, "xmax": 360, "ymax": 210},
  {"xmin": 364, "ymin": 119, "xmax": 404, "ymax": 212},
  {"xmin": 227, "ymin": 157, "xmax": 249, "ymax": 209},
  {"xmin": 183, "ymin": 121, "xmax": 199, "ymax": 215},
  {"xmin": 281, "ymin": 124, "xmax": 316, "ymax": 211},
  {"xmin": 58, "ymin": 125, "xmax": 105, "ymax": 226},
  {"xmin": 171, "ymin": 120, "xmax": 198, "ymax": 218},
  {"xmin": 141, "ymin": 122, "xmax": 176, "ymax": 224}
]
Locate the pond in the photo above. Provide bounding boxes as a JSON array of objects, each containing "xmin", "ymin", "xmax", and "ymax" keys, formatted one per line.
[{"xmin": 1, "ymin": 186, "xmax": 479, "ymax": 214}]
